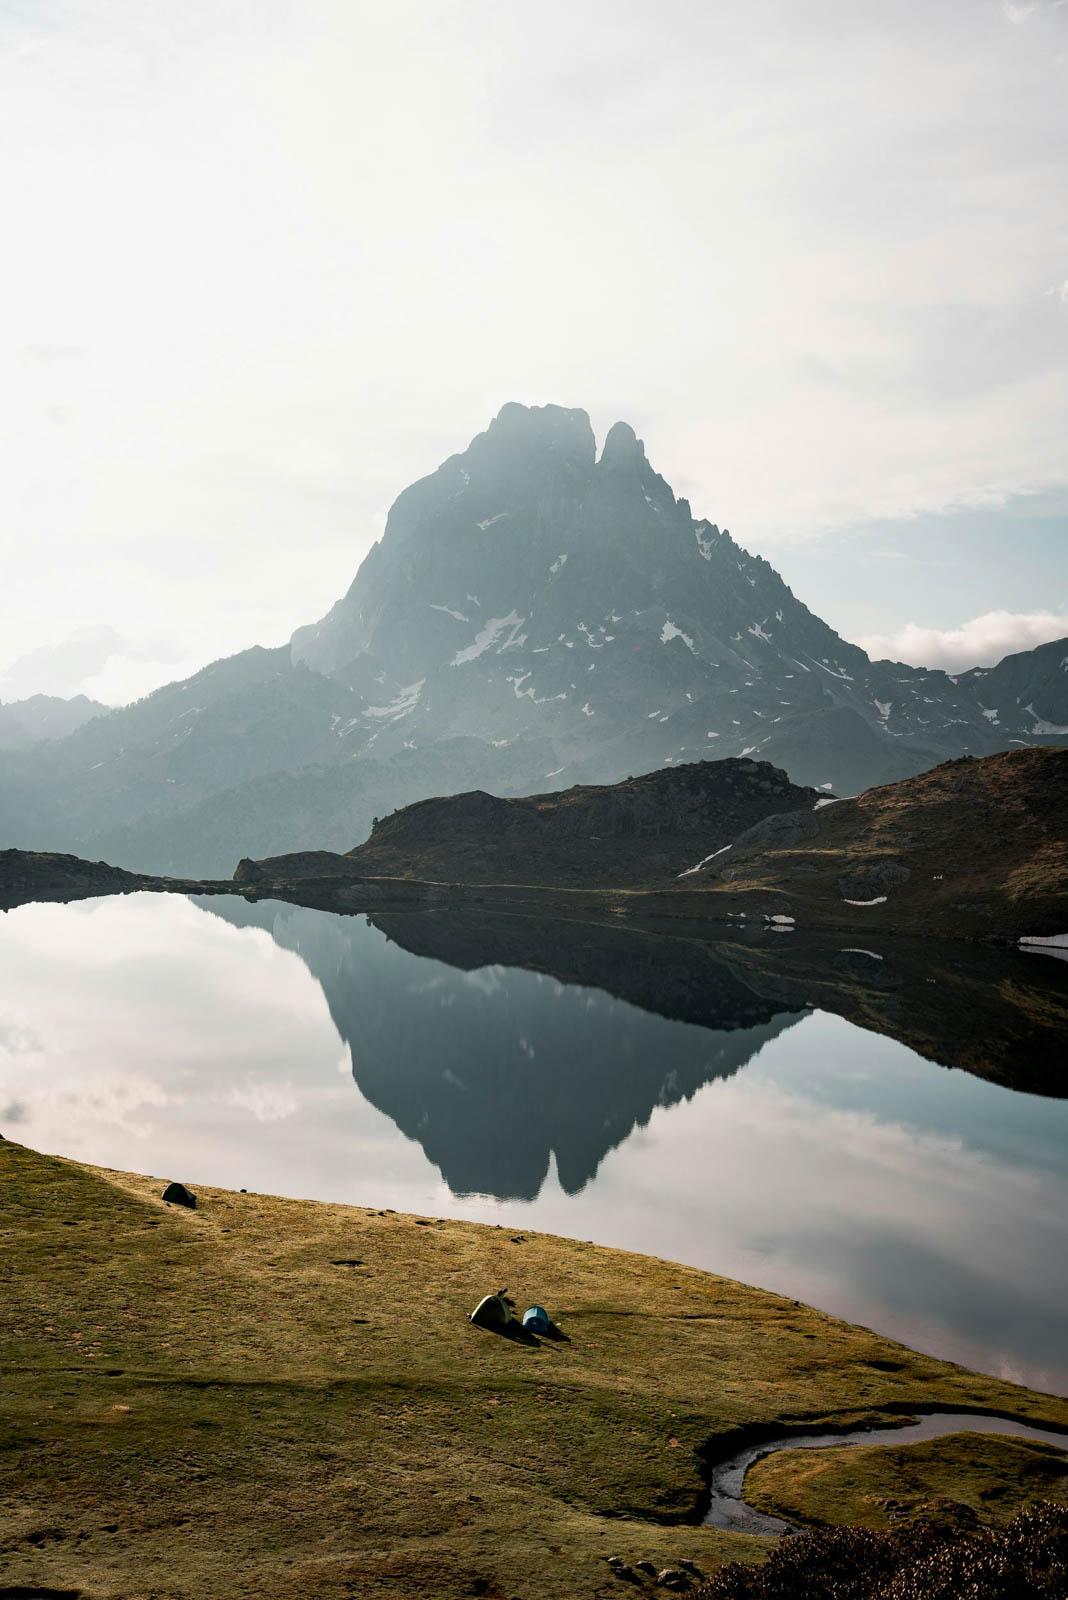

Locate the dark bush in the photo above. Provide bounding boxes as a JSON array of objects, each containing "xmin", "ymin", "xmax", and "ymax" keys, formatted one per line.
[{"xmin": 693, "ymin": 1501, "xmax": 1068, "ymax": 1600}]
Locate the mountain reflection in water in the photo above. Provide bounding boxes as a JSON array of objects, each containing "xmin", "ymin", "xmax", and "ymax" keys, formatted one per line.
[{"xmin": 1, "ymin": 891, "xmax": 1065, "ymax": 1393}]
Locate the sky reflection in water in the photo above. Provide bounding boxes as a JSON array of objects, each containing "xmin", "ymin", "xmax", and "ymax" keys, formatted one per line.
[{"xmin": 1, "ymin": 892, "xmax": 1065, "ymax": 1395}]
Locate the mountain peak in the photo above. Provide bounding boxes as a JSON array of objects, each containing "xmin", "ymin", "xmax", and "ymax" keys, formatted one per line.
[
  {"xmin": 480, "ymin": 402, "xmax": 595, "ymax": 465},
  {"xmin": 599, "ymin": 419, "xmax": 646, "ymax": 468}
]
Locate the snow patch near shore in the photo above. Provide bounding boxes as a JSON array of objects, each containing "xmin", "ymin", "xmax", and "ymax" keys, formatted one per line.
[{"xmin": 1019, "ymin": 933, "xmax": 1068, "ymax": 961}]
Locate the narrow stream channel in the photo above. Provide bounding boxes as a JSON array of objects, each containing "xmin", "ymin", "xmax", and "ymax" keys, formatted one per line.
[{"xmin": 703, "ymin": 1411, "xmax": 1068, "ymax": 1535}]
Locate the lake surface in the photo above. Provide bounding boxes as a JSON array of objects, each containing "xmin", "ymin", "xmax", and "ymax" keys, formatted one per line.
[{"xmin": 2, "ymin": 891, "xmax": 1066, "ymax": 1394}]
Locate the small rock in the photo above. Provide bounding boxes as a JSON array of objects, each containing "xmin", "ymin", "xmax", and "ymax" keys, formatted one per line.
[
  {"xmin": 656, "ymin": 1570, "xmax": 691, "ymax": 1591},
  {"xmin": 161, "ymin": 1181, "xmax": 196, "ymax": 1209},
  {"xmin": 608, "ymin": 1563, "xmax": 642, "ymax": 1585},
  {"xmin": 635, "ymin": 1561, "xmax": 658, "ymax": 1576},
  {"xmin": 677, "ymin": 1561, "xmax": 704, "ymax": 1579}
]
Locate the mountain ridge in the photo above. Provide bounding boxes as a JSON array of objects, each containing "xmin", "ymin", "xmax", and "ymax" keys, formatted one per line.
[{"xmin": 0, "ymin": 402, "xmax": 1064, "ymax": 876}]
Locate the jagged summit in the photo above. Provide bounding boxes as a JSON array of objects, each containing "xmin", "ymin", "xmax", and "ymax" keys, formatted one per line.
[{"xmin": 599, "ymin": 418, "xmax": 644, "ymax": 465}]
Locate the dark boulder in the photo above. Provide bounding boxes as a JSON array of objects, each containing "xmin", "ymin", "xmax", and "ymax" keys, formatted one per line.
[{"xmin": 161, "ymin": 1181, "xmax": 197, "ymax": 1209}]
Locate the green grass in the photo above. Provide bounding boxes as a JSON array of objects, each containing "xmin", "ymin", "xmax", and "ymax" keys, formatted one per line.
[
  {"xmin": 745, "ymin": 1431, "xmax": 1068, "ymax": 1529},
  {"xmin": 2, "ymin": 1138, "xmax": 1066, "ymax": 1599}
]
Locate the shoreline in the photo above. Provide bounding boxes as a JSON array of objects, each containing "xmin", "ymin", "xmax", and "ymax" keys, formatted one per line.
[{"xmin": 3, "ymin": 845, "xmax": 1063, "ymax": 947}]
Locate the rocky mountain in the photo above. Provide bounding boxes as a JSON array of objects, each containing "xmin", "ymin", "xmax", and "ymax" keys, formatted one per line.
[
  {"xmin": 0, "ymin": 402, "xmax": 1064, "ymax": 877},
  {"xmin": 0, "ymin": 693, "xmax": 104, "ymax": 749},
  {"xmin": 292, "ymin": 402, "xmax": 1068, "ymax": 796}
]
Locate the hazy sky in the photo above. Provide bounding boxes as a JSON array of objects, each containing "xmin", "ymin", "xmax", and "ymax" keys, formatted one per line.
[{"xmin": 2, "ymin": 0, "xmax": 1066, "ymax": 704}]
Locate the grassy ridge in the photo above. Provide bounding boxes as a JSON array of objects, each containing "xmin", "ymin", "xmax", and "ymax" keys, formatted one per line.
[{"xmin": 2, "ymin": 1138, "xmax": 1066, "ymax": 1599}]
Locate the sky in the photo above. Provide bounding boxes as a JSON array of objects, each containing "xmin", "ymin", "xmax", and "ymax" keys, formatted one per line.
[{"xmin": 1, "ymin": 0, "xmax": 1066, "ymax": 705}]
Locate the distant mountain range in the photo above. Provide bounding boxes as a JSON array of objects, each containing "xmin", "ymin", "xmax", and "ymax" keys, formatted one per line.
[
  {"xmin": 1, "ymin": 403, "xmax": 1065, "ymax": 876},
  {"xmin": 0, "ymin": 693, "xmax": 104, "ymax": 750}
]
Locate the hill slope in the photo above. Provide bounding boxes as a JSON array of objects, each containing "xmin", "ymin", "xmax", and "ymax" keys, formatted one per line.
[
  {"xmin": 692, "ymin": 746, "xmax": 1068, "ymax": 941},
  {"xmin": 3, "ymin": 1139, "xmax": 1065, "ymax": 1600},
  {"xmin": 339, "ymin": 757, "xmax": 819, "ymax": 887}
]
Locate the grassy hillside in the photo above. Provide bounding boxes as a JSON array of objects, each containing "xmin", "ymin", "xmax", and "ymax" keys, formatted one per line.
[{"xmin": 2, "ymin": 1139, "xmax": 1066, "ymax": 1599}]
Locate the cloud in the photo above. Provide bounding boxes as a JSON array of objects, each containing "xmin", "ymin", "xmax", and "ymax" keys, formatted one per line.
[
  {"xmin": 1003, "ymin": 0, "xmax": 1068, "ymax": 21},
  {"xmin": 859, "ymin": 609, "xmax": 1068, "ymax": 670},
  {"xmin": 0, "ymin": 625, "xmax": 190, "ymax": 706}
]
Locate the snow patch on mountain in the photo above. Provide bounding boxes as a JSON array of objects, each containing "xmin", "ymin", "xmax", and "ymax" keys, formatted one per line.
[
  {"xmin": 364, "ymin": 680, "xmax": 425, "ymax": 721},
  {"xmin": 452, "ymin": 613, "xmax": 526, "ymax": 666},
  {"xmin": 1025, "ymin": 703, "xmax": 1068, "ymax": 735},
  {"xmin": 677, "ymin": 843, "xmax": 732, "ymax": 878},
  {"xmin": 661, "ymin": 620, "xmax": 696, "ymax": 653}
]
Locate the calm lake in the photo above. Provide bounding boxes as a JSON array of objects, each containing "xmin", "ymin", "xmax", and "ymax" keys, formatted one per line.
[{"xmin": 2, "ymin": 891, "xmax": 1066, "ymax": 1395}]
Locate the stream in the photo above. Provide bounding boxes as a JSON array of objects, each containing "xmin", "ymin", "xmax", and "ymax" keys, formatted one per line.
[{"xmin": 703, "ymin": 1411, "xmax": 1068, "ymax": 1535}]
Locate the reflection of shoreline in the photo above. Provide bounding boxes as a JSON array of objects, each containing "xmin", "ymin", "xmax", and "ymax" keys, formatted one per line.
[
  {"xmin": 367, "ymin": 906, "xmax": 1068, "ymax": 1098},
  {"xmin": 195, "ymin": 895, "xmax": 1068, "ymax": 1211}
]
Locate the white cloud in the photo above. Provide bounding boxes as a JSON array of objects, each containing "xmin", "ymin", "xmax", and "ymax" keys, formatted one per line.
[
  {"xmin": 0, "ymin": 625, "xmax": 191, "ymax": 706},
  {"xmin": 1003, "ymin": 0, "xmax": 1068, "ymax": 22},
  {"xmin": 860, "ymin": 609, "xmax": 1068, "ymax": 670}
]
